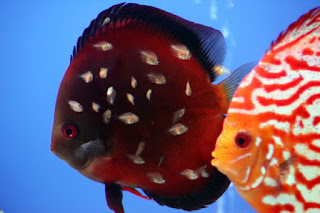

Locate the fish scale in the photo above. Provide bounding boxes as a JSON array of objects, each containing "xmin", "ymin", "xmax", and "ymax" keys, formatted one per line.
[{"xmin": 212, "ymin": 7, "xmax": 320, "ymax": 213}]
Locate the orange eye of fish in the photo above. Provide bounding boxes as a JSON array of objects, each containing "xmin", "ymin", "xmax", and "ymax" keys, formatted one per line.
[
  {"xmin": 235, "ymin": 131, "xmax": 252, "ymax": 148},
  {"xmin": 62, "ymin": 124, "xmax": 78, "ymax": 139}
]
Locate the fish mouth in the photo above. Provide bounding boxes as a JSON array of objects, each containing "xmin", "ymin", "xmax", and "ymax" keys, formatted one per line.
[{"xmin": 73, "ymin": 139, "xmax": 106, "ymax": 170}]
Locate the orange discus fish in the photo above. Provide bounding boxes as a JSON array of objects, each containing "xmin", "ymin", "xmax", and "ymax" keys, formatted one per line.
[
  {"xmin": 212, "ymin": 7, "xmax": 320, "ymax": 213},
  {"xmin": 50, "ymin": 3, "xmax": 255, "ymax": 213}
]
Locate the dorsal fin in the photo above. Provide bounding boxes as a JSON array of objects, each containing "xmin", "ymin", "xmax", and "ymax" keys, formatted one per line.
[
  {"xmin": 271, "ymin": 7, "xmax": 320, "ymax": 50},
  {"xmin": 71, "ymin": 3, "xmax": 226, "ymax": 82}
]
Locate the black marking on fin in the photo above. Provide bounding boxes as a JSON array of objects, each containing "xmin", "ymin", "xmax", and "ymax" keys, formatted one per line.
[
  {"xmin": 219, "ymin": 61, "xmax": 258, "ymax": 103},
  {"xmin": 71, "ymin": 3, "xmax": 226, "ymax": 82},
  {"xmin": 142, "ymin": 170, "xmax": 230, "ymax": 211},
  {"xmin": 105, "ymin": 183, "xmax": 124, "ymax": 213}
]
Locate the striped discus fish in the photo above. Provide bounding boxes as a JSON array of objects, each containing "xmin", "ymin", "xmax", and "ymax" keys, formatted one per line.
[{"xmin": 212, "ymin": 7, "xmax": 320, "ymax": 213}]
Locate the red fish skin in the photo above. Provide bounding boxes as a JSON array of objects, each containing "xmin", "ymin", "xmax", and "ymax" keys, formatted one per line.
[
  {"xmin": 212, "ymin": 7, "xmax": 320, "ymax": 213},
  {"xmin": 73, "ymin": 23, "xmax": 229, "ymax": 195}
]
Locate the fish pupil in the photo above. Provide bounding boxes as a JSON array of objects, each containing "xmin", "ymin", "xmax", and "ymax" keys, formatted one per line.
[
  {"xmin": 237, "ymin": 138, "xmax": 245, "ymax": 145},
  {"xmin": 65, "ymin": 128, "xmax": 73, "ymax": 136}
]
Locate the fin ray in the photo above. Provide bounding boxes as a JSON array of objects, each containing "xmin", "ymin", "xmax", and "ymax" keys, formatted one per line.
[{"xmin": 219, "ymin": 62, "xmax": 258, "ymax": 103}]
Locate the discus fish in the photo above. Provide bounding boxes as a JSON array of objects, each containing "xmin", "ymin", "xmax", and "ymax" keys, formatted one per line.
[
  {"xmin": 212, "ymin": 7, "xmax": 320, "ymax": 213},
  {"xmin": 50, "ymin": 3, "xmax": 254, "ymax": 213}
]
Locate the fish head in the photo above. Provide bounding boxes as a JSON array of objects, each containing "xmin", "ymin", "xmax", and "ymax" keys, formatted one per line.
[
  {"xmin": 212, "ymin": 113, "xmax": 267, "ymax": 187},
  {"xmin": 51, "ymin": 62, "xmax": 113, "ymax": 171}
]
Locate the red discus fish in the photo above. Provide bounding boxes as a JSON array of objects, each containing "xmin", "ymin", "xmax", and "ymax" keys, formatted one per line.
[
  {"xmin": 212, "ymin": 7, "xmax": 320, "ymax": 213},
  {"xmin": 50, "ymin": 3, "xmax": 255, "ymax": 213}
]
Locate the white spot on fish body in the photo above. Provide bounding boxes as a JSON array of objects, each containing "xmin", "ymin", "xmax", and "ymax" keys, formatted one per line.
[
  {"xmin": 282, "ymin": 151, "xmax": 291, "ymax": 160},
  {"xmin": 170, "ymin": 44, "xmax": 191, "ymax": 60},
  {"xmin": 238, "ymin": 185, "xmax": 250, "ymax": 191},
  {"xmin": 297, "ymin": 183, "xmax": 320, "ymax": 203},
  {"xmin": 251, "ymin": 176, "xmax": 263, "ymax": 188},
  {"xmin": 172, "ymin": 108, "xmax": 186, "ymax": 123},
  {"xmin": 102, "ymin": 17, "xmax": 110, "ymax": 25},
  {"xmin": 185, "ymin": 81, "xmax": 192, "ymax": 96},
  {"xmin": 261, "ymin": 167, "xmax": 266, "ymax": 175},
  {"xmin": 93, "ymin": 41, "xmax": 113, "ymax": 51},
  {"xmin": 242, "ymin": 167, "xmax": 251, "ymax": 183},
  {"xmin": 230, "ymin": 152, "xmax": 252, "ymax": 164},
  {"xmin": 297, "ymin": 163, "xmax": 320, "ymax": 181},
  {"xmin": 260, "ymin": 120, "xmax": 290, "ymax": 133},
  {"xmin": 128, "ymin": 155, "xmax": 145, "ymax": 164},
  {"xmin": 232, "ymin": 97, "xmax": 244, "ymax": 103},
  {"xmin": 140, "ymin": 50, "xmax": 159, "ymax": 65},
  {"xmin": 102, "ymin": 110, "xmax": 112, "ymax": 124},
  {"xmin": 285, "ymin": 166, "xmax": 296, "ymax": 186},
  {"xmin": 269, "ymin": 158, "xmax": 278, "ymax": 166},
  {"xmin": 119, "ymin": 112, "xmax": 139, "ymax": 124},
  {"xmin": 196, "ymin": 165, "xmax": 209, "ymax": 178},
  {"xmin": 99, "ymin": 67, "xmax": 108, "ymax": 79},
  {"xmin": 180, "ymin": 169, "xmax": 199, "ymax": 180},
  {"xmin": 146, "ymin": 89, "xmax": 152, "ymax": 100},
  {"xmin": 107, "ymin": 87, "xmax": 116, "ymax": 104},
  {"xmin": 266, "ymin": 144, "xmax": 274, "ymax": 160},
  {"xmin": 272, "ymin": 135, "xmax": 284, "ymax": 146},
  {"xmin": 131, "ymin": 76, "xmax": 137, "ymax": 88},
  {"xmin": 157, "ymin": 155, "xmax": 164, "ymax": 167},
  {"xmin": 255, "ymin": 137, "xmax": 262, "ymax": 147},
  {"xmin": 135, "ymin": 141, "xmax": 145, "ymax": 156},
  {"xmin": 264, "ymin": 177, "xmax": 278, "ymax": 187},
  {"xmin": 147, "ymin": 172, "xmax": 165, "ymax": 184},
  {"xmin": 80, "ymin": 71, "xmax": 93, "ymax": 83},
  {"xmin": 147, "ymin": 73, "xmax": 166, "ymax": 84},
  {"xmin": 68, "ymin": 100, "xmax": 83, "ymax": 112},
  {"xmin": 225, "ymin": 167, "xmax": 238, "ymax": 176},
  {"xmin": 168, "ymin": 123, "xmax": 188, "ymax": 136},
  {"xmin": 312, "ymin": 139, "xmax": 320, "ymax": 148},
  {"xmin": 92, "ymin": 102, "xmax": 100, "ymax": 113},
  {"xmin": 126, "ymin": 93, "xmax": 135, "ymax": 105}
]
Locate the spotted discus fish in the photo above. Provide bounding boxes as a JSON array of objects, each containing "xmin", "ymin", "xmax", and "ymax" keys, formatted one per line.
[
  {"xmin": 212, "ymin": 7, "xmax": 320, "ymax": 213},
  {"xmin": 50, "ymin": 3, "xmax": 255, "ymax": 213}
]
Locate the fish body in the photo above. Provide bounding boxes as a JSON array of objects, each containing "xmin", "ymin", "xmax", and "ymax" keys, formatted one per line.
[
  {"xmin": 212, "ymin": 7, "xmax": 320, "ymax": 213},
  {"xmin": 51, "ymin": 3, "xmax": 254, "ymax": 213}
]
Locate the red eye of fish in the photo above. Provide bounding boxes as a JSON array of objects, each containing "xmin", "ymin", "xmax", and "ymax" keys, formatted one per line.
[
  {"xmin": 234, "ymin": 131, "xmax": 252, "ymax": 148},
  {"xmin": 62, "ymin": 124, "xmax": 78, "ymax": 139}
]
